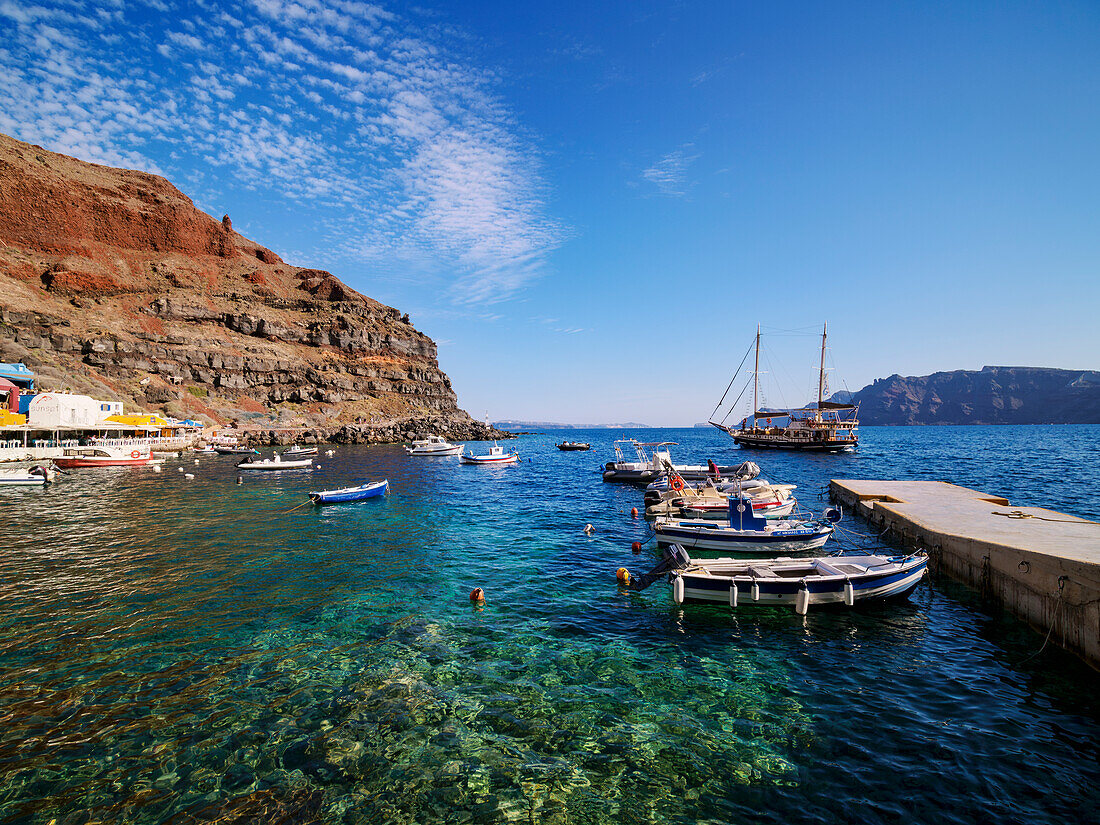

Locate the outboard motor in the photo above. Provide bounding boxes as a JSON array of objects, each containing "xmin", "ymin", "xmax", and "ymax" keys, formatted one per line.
[{"xmin": 823, "ymin": 506, "xmax": 842, "ymax": 524}]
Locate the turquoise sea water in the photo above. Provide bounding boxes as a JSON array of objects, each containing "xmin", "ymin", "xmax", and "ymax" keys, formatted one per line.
[{"xmin": 1, "ymin": 425, "xmax": 1098, "ymax": 823}]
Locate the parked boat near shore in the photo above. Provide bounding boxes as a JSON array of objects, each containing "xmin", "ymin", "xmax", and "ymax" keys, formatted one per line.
[
  {"xmin": 405, "ymin": 435, "xmax": 464, "ymax": 456},
  {"xmin": 654, "ymin": 497, "xmax": 838, "ymax": 556},
  {"xmin": 237, "ymin": 456, "xmax": 313, "ymax": 471},
  {"xmin": 621, "ymin": 544, "xmax": 929, "ymax": 614},
  {"xmin": 0, "ymin": 465, "xmax": 55, "ymax": 485},
  {"xmin": 461, "ymin": 443, "xmax": 519, "ymax": 465},
  {"xmin": 54, "ymin": 445, "xmax": 161, "ymax": 468}
]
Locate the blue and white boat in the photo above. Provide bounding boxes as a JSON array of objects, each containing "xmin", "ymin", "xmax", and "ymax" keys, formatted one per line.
[
  {"xmin": 309, "ymin": 479, "xmax": 388, "ymax": 504},
  {"xmin": 653, "ymin": 497, "xmax": 837, "ymax": 556},
  {"xmin": 621, "ymin": 544, "xmax": 928, "ymax": 614}
]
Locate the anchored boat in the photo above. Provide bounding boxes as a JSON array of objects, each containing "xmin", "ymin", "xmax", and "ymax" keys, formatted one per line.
[
  {"xmin": 405, "ymin": 435, "xmax": 464, "ymax": 456},
  {"xmin": 215, "ymin": 445, "xmax": 259, "ymax": 456},
  {"xmin": 602, "ymin": 440, "xmax": 747, "ymax": 485},
  {"xmin": 557, "ymin": 441, "xmax": 592, "ymax": 451},
  {"xmin": 460, "ymin": 443, "xmax": 519, "ymax": 465},
  {"xmin": 621, "ymin": 545, "xmax": 929, "ymax": 614},
  {"xmin": 54, "ymin": 445, "xmax": 161, "ymax": 468},
  {"xmin": 309, "ymin": 479, "xmax": 388, "ymax": 504},
  {"xmin": 710, "ymin": 323, "xmax": 859, "ymax": 452},
  {"xmin": 0, "ymin": 465, "xmax": 55, "ymax": 486},
  {"xmin": 653, "ymin": 497, "xmax": 838, "ymax": 556},
  {"xmin": 237, "ymin": 455, "xmax": 313, "ymax": 471},
  {"xmin": 282, "ymin": 445, "xmax": 319, "ymax": 459}
]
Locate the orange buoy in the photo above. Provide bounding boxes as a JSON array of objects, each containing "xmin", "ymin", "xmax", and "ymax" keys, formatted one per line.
[
  {"xmin": 616, "ymin": 568, "xmax": 631, "ymax": 585},
  {"xmin": 631, "ymin": 541, "xmax": 642, "ymax": 554},
  {"xmin": 470, "ymin": 587, "xmax": 485, "ymax": 603},
  {"xmin": 583, "ymin": 523, "xmax": 595, "ymax": 534},
  {"xmin": 630, "ymin": 507, "xmax": 638, "ymax": 518}
]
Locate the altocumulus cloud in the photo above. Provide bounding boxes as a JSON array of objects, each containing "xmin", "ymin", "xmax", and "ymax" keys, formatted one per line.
[{"xmin": 0, "ymin": 0, "xmax": 562, "ymax": 303}]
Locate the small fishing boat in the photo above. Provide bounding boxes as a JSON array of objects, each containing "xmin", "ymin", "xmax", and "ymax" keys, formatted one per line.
[
  {"xmin": 405, "ymin": 435, "xmax": 464, "ymax": 456},
  {"xmin": 653, "ymin": 497, "xmax": 838, "ymax": 556},
  {"xmin": 215, "ymin": 445, "xmax": 259, "ymax": 456},
  {"xmin": 0, "ymin": 465, "xmax": 55, "ymax": 486},
  {"xmin": 54, "ymin": 446, "xmax": 161, "ymax": 468},
  {"xmin": 460, "ymin": 443, "xmax": 519, "ymax": 465},
  {"xmin": 282, "ymin": 445, "xmax": 319, "ymax": 459},
  {"xmin": 621, "ymin": 545, "xmax": 929, "ymax": 614},
  {"xmin": 680, "ymin": 496, "xmax": 798, "ymax": 520},
  {"xmin": 309, "ymin": 479, "xmax": 388, "ymax": 504},
  {"xmin": 557, "ymin": 441, "xmax": 591, "ymax": 451},
  {"xmin": 193, "ymin": 445, "xmax": 218, "ymax": 455},
  {"xmin": 237, "ymin": 455, "xmax": 313, "ymax": 471}
]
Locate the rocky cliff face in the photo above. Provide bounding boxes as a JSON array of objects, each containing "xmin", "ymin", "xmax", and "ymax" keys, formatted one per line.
[
  {"xmin": 0, "ymin": 132, "xmax": 493, "ymax": 442},
  {"xmin": 850, "ymin": 366, "xmax": 1100, "ymax": 425}
]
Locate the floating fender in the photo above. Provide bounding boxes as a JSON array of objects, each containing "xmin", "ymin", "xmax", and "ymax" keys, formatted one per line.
[
  {"xmin": 751, "ymin": 579, "xmax": 760, "ymax": 601},
  {"xmin": 631, "ymin": 541, "xmax": 642, "ymax": 554},
  {"xmin": 630, "ymin": 507, "xmax": 638, "ymax": 518},
  {"xmin": 672, "ymin": 575, "xmax": 685, "ymax": 604},
  {"xmin": 194, "ymin": 459, "xmax": 199, "ymax": 465},
  {"xmin": 616, "ymin": 567, "xmax": 630, "ymax": 586},
  {"xmin": 729, "ymin": 583, "xmax": 738, "ymax": 608},
  {"xmin": 843, "ymin": 579, "xmax": 855, "ymax": 606},
  {"xmin": 584, "ymin": 523, "xmax": 595, "ymax": 535},
  {"xmin": 824, "ymin": 506, "xmax": 842, "ymax": 524},
  {"xmin": 795, "ymin": 583, "xmax": 810, "ymax": 615}
]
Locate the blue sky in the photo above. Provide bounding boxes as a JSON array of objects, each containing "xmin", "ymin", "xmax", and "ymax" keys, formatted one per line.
[{"xmin": 2, "ymin": 1, "xmax": 1098, "ymax": 425}]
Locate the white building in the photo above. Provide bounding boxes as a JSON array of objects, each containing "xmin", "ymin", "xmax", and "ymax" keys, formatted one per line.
[{"xmin": 26, "ymin": 394, "xmax": 124, "ymax": 428}]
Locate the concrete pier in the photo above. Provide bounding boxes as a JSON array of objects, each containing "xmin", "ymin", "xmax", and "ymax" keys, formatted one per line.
[{"xmin": 830, "ymin": 480, "xmax": 1100, "ymax": 669}]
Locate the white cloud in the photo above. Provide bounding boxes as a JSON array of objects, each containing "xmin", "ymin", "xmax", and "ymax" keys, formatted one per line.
[
  {"xmin": 642, "ymin": 145, "xmax": 699, "ymax": 197},
  {"xmin": 0, "ymin": 0, "xmax": 562, "ymax": 303}
]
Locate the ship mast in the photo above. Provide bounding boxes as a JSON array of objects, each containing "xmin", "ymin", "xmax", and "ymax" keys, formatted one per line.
[
  {"xmin": 753, "ymin": 324, "xmax": 760, "ymax": 429},
  {"xmin": 817, "ymin": 322, "xmax": 827, "ymax": 422}
]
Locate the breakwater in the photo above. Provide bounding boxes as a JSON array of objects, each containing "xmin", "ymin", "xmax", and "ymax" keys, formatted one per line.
[{"xmin": 829, "ymin": 479, "xmax": 1100, "ymax": 668}]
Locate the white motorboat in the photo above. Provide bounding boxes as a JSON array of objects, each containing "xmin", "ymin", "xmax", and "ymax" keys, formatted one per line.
[
  {"xmin": 602, "ymin": 440, "xmax": 748, "ymax": 485},
  {"xmin": 460, "ymin": 443, "xmax": 519, "ymax": 465},
  {"xmin": 237, "ymin": 456, "xmax": 313, "ymax": 471},
  {"xmin": 281, "ymin": 445, "xmax": 319, "ymax": 459},
  {"xmin": 404, "ymin": 435, "xmax": 464, "ymax": 456},
  {"xmin": 620, "ymin": 545, "xmax": 929, "ymax": 614},
  {"xmin": 0, "ymin": 465, "xmax": 55, "ymax": 486}
]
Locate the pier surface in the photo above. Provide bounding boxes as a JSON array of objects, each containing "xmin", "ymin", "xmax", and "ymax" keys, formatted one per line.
[{"xmin": 830, "ymin": 479, "xmax": 1100, "ymax": 668}]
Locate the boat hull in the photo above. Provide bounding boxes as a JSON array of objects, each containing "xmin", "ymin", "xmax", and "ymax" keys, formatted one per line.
[
  {"xmin": 405, "ymin": 445, "xmax": 464, "ymax": 456},
  {"xmin": 673, "ymin": 556, "xmax": 929, "ymax": 609},
  {"xmin": 732, "ymin": 433, "xmax": 857, "ymax": 452},
  {"xmin": 460, "ymin": 454, "xmax": 519, "ymax": 464},
  {"xmin": 310, "ymin": 480, "xmax": 388, "ymax": 504},
  {"xmin": 54, "ymin": 457, "xmax": 158, "ymax": 468},
  {"xmin": 655, "ymin": 521, "xmax": 833, "ymax": 555},
  {"xmin": 680, "ymin": 499, "xmax": 797, "ymax": 520},
  {"xmin": 238, "ymin": 459, "xmax": 313, "ymax": 471},
  {"xmin": 0, "ymin": 476, "xmax": 47, "ymax": 486}
]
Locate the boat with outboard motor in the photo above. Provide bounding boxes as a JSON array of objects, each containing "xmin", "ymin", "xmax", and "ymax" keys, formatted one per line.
[
  {"xmin": 237, "ymin": 455, "xmax": 313, "ymax": 471},
  {"xmin": 405, "ymin": 435, "xmax": 464, "ymax": 456},
  {"xmin": 653, "ymin": 496, "xmax": 839, "ymax": 556},
  {"xmin": 680, "ymin": 496, "xmax": 798, "ymax": 520},
  {"xmin": 557, "ymin": 441, "xmax": 591, "ymax": 451},
  {"xmin": 619, "ymin": 544, "xmax": 928, "ymax": 614},
  {"xmin": 309, "ymin": 479, "xmax": 388, "ymax": 504},
  {"xmin": 0, "ymin": 465, "xmax": 55, "ymax": 485}
]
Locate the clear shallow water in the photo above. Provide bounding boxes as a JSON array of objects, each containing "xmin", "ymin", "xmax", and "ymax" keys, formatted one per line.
[{"xmin": 1, "ymin": 425, "xmax": 1098, "ymax": 824}]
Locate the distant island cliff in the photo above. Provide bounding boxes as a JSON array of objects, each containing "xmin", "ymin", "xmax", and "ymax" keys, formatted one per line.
[
  {"xmin": 848, "ymin": 366, "xmax": 1100, "ymax": 425},
  {"xmin": 0, "ymin": 132, "xmax": 505, "ymax": 443}
]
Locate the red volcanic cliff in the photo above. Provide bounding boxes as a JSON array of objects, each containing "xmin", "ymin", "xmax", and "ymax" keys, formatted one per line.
[{"xmin": 0, "ymin": 132, "xmax": 488, "ymax": 441}]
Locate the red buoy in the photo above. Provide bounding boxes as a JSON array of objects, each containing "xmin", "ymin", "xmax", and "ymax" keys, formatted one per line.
[
  {"xmin": 631, "ymin": 541, "xmax": 642, "ymax": 554},
  {"xmin": 630, "ymin": 507, "xmax": 638, "ymax": 518}
]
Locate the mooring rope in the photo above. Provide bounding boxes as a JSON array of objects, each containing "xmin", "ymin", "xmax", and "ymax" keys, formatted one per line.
[{"xmin": 991, "ymin": 510, "xmax": 1099, "ymax": 525}]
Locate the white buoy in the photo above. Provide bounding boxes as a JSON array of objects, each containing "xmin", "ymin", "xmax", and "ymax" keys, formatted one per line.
[
  {"xmin": 583, "ymin": 523, "xmax": 595, "ymax": 534},
  {"xmin": 184, "ymin": 473, "xmax": 194, "ymax": 479},
  {"xmin": 237, "ymin": 476, "xmax": 242, "ymax": 485},
  {"xmin": 194, "ymin": 459, "xmax": 199, "ymax": 465},
  {"xmin": 751, "ymin": 579, "xmax": 760, "ymax": 601},
  {"xmin": 177, "ymin": 467, "xmax": 184, "ymax": 473},
  {"xmin": 795, "ymin": 583, "xmax": 810, "ymax": 615},
  {"xmin": 326, "ymin": 450, "xmax": 334, "ymax": 456},
  {"xmin": 153, "ymin": 465, "xmax": 161, "ymax": 473},
  {"xmin": 843, "ymin": 579, "xmax": 855, "ymax": 607},
  {"xmin": 729, "ymin": 582, "xmax": 738, "ymax": 608},
  {"xmin": 672, "ymin": 575, "xmax": 685, "ymax": 604}
]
